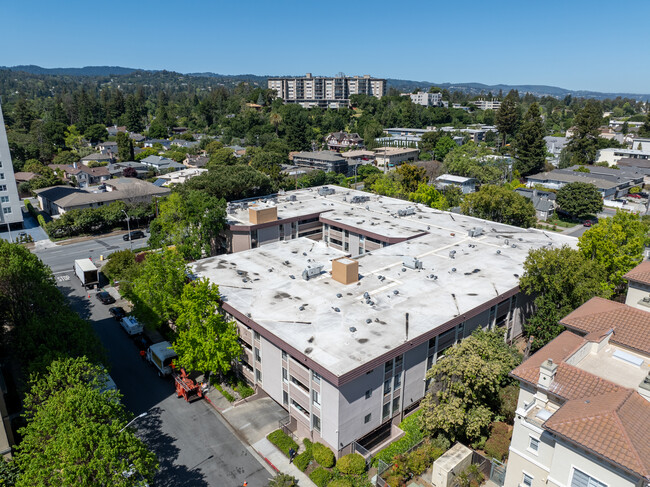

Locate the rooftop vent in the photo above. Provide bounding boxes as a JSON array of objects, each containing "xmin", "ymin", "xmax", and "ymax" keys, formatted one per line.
[
  {"xmin": 349, "ymin": 327, "xmax": 357, "ymax": 333},
  {"xmin": 351, "ymin": 195, "xmax": 370, "ymax": 204},
  {"xmin": 449, "ymin": 250, "xmax": 456, "ymax": 259},
  {"xmin": 397, "ymin": 206, "xmax": 416, "ymax": 217},
  {"xmin": 287, "ymin": 194, "xmax": 297, "ymax": 201},
  {"xmin": 366, "ymin": 319, "xmax": 372, "ymax": 324},
  {"xmin": 496, "ymin": 250, "xmax": 501, "ymax": 254},
  {"xmin": 318, "ymin": 186, "xmax": 335, "ymax": 196},
  {"xmin": 302, "ymin": 263, "xmax": 324, "ymax": 281},
  {"xmin": 403, "ymin": 257, "xmax": 423, "ymax": 270},
  {"xmin": 468, "ymin": 227, "xmax": 483, "ymax": 237}
]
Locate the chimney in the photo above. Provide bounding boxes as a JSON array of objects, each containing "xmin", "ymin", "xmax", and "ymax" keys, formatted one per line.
[{"xmin": 538, "ymin": 359, "xmax": 558, "ymax": 390}]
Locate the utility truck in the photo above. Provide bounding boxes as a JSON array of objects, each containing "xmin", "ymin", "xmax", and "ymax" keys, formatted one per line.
[
  {"xmin": 120, "ymin": 316, "xmax": 144, "ymax": 336},
  {"xmin": 146, "ymin": 341, "xmax": 177, "ymax": 377},
  {"xmin": 74, "ymin": 258, "xmax": 99, "ymax": 288}
]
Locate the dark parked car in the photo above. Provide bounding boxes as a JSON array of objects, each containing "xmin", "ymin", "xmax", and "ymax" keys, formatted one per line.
[
  {"xmin": 96, "ymin": 291, "xmax": 116, "ymax": 305},
  {"xmin": 123, "ymin": 230, "xmax": 145, "ymax": 241},
  {"xmin": 108, "ymin": 307, "xmax": 126, "ymax": 320}
]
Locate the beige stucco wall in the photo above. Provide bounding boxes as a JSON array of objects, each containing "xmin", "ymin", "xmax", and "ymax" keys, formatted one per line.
[{"xmin": 625, "ymin": 281, "xmax": 650, "ymax": 311}]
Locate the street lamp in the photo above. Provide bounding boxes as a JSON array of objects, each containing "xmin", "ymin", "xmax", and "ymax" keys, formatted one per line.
[
  {"xmin": 119, "ymin": 412, "xmax": 147, "ymax": 433},
  {"xmin": 121, "ymin": 209, "xmax": 131, "ymax": 250}
]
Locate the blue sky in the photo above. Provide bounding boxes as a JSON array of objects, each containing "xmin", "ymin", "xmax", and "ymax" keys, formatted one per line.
[{"xmin": 2, "ymin": 0, "xmax": 649, "ymax": 94}]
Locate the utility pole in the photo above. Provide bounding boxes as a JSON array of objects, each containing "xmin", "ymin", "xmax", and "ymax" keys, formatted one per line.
[{"xmin": 122, "ymin": 210, "xmax": 132, "ymax": 250}]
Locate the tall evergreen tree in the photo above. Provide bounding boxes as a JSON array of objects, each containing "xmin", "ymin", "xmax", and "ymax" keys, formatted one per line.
[
  {"xmin": 124, "ymin": 95, "xmax": 144, "ymax": 133},
  {"xmin": 495, "ymin": 90, "xmax": 519, "ymax": 147},
  {"xmin": 514, "ymin": 103, "xmax": 546, "ymax": 176},
  {"xmin": 564, "ymin": 100, "xmax": 602, "ymax": 165},
  {"xmin": 638, "ymin": 112, "xmax": 650, "ymax": 137},
  {"xmin": 116, "ymin": 132, "xmax": 134, "ymax": 161}
]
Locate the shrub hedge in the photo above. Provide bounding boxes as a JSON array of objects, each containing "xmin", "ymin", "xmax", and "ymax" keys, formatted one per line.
[
  {"xmin": 373, "ymin": 411, "xmax": 424, "ymax": 466},
  {"xmin": 483, "ymin": 422, "xmax": 511, "ymax": 462},
  {"xmin": 309, "ymin": 467, "xmax": 332, "ymax": 487},
  {"xmin": 327, "ymin": 479, "xmax": 353, "ymax": 487},
  {"xmin": 267, "ymin": 429, "xmax": 298, "ymax": 458},
  {"xmin": 313, "ymin": 442, "xmax": 336, "ymax": 468},
  {"xmin": 294, "ymin": 450, "xmax": 312, "ymax": 472},
  {"xmin": 336, "ymin": 453, "xmax": 366, "ymax": 475}
]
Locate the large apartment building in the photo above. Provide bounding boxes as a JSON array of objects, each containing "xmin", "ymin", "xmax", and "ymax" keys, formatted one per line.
[
  {"xmin": 268, "ymin": 74, "xmax": 386, "ymax": 108},
  {"xmin": 193, "ymin": 187, "xmax": 574, "ymax": 459},
  {"xmin": 0, "ymin": 100, "xmax": 24, "ymax": 230},
  {"xmin": 504, "ymin": 262, "xmax": 650, "ymax": 487}
]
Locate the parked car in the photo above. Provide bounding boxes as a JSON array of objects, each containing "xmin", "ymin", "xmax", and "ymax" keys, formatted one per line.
[
  {"xmin": 629, "ymin": 193, "xmax": 642, "ymax": 199},
  {"xmin": 123, "ymin": 230, "xmax": 146, "ymax": 241},
  {"xmin": 108, "ymin": 307, "xmax": 126, "ymax": 321},
  {"xmin": 96, "ymin": 291, "xmax": 116, "ymax": 305},
  {"xmin": 583, "ymin": 220, "xmax": 592, "ymax": 227}
]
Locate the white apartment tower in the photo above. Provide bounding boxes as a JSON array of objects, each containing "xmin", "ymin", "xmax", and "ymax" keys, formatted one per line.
[
  {"xmin": 268, "ymin": 73, "xmax": 387, "ymax": 108},
  {"xmin": 0, "ymin": 99, "xmax": 23, "ymax": 230}
]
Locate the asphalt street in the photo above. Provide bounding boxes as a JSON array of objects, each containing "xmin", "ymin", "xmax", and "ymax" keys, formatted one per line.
[
  {"xmin": 33, "ymin": 233, "xmax": 149, "ymax": 274},
  {"xmin": 55, "ymin": 269, "xmax": 272, "ymax": 487}
]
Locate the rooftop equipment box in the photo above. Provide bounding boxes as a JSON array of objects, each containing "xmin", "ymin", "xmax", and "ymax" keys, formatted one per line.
[
  {"xmin": 248, "ymin": 204, "xmax": 277, "ymax": 224},
  {"xmin": 332, "ymin": 257, "xmax": 359, "ymax": 285}
]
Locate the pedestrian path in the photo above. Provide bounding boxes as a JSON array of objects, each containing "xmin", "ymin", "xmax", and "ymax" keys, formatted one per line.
[{"xmin": 253, "ymin": 437, "xmax": 316, "ymax": 487}]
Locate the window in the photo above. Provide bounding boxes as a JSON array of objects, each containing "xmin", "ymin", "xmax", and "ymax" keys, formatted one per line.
[
  {"xmin": 312, "ymin": 390, "xmax": 320, "ymax": 407},
  {"xmin": 2, "ymin": 207, "xmax": 11, "ymax": 214},
  {"xmin": 255, "ymin": 369, "xmax": 262, "ymax": 383},
  {"xmin": 385, "ymin": 359, "xmax": 393, "ymax": 373},
  {"xmin": 392, "ymin": 396, "xmax": 400, "ymax": 414},
  {"xmin": 291, "ymin": 399, "xmax": 309, "ymax": 417},
  {"xmin": 282, "ymin": 351, "xmax": 287, "ymax": 360},
  {"xmin": 528, "ymin": 436, "xmax": 539, "ymax": 453},
  {"xmin": 312, "ymin": 371, "xmax": 321, "ymax": 384},
  {"xmin": 382, "ymin": 402, "xmax": 390, "ymax": 420},
  {"xmin": 312, "ymin": 414, "xmax": 321, "ymax": 432},
  {"xmin": 254, "ymin": 331, "xmax": 261, "ymax": 340},
  {"xmin": 383, "ymin": 379, "xmax": 391, "ymax": 395},
  {"xmin": 282, "ymin": 367, "xmax": 288, "ymax": 383},
  {"xmin": 0, "ymin": 196, "xmax": 8, "ymax": 203},
  {"xmin": 254, "ymin": 347, "xmax": 261, "ymax": 362},
  {"xmin": 570, "ymin": 469, "xmax": 607, "ymax": 487},
  {"xmin": 282, "ymin": 391, "xmax": 288, "ymax": 406},
  {"xmin": 394, "ymin": 354, "xmax": 403, "ymax": 368},
  {"xmin": 365, "ymin": 389, "xmax": 372, "ymax": 399},
  {"xmin": 0, "ymin": 174, "xmax": 4, "ymax": 180},
  {"xmin": 428, "ymin": 337, "xmax": 436, "ymax": 350},
  {"xmin": 522, "ymin": 473, "xmax": 533, "ymax": 487},
  {"xmin": 364, "ymin": 413, "xmax": 371, "ymax": 424},
  {"xmin": 0, "ymin": 185, "xmax": 6, "ymax": 191},
  {"xmin": 394, "ymin": 374, "xmax": 401, "ymax": 389}
]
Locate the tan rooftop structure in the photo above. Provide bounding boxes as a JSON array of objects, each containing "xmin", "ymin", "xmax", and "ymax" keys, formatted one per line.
[
  {"xmin": 193, "ymin": 186, "xmax": 576, "ymax": 459},
  {"xmin": 505, "ymin": 293, "xmax": 650, "ymax": 487}
]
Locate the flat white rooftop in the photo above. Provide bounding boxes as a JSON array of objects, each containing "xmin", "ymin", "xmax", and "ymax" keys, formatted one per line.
[{"xmin": 196, "ymin": 188, "xmax": 577, "ymax": 378}]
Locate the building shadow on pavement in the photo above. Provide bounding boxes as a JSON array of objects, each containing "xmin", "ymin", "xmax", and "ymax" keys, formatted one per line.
[{"xmin": 137, "ymin": 407, "xmax": 209, "ymax": 487}]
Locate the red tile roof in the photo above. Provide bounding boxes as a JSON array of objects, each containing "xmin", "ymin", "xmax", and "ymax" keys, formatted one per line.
[
  {"xmin": 561, "ymin": 297, "xmax": 650, "ymax": 355},
  {"xmin": 624, "ymin": 261, "xmax": 650, "ymax": 286},
  {"xmin": 544, "ymin": 389, "xmax": 650, "ymax": 479}
]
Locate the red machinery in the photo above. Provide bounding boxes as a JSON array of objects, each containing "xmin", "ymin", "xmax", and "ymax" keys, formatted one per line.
[{"xmin": 173, "ymin": 368, "xmax": 204, "ymax": 402}]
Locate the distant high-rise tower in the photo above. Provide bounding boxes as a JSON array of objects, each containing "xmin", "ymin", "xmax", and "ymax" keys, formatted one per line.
[
  {"xmin": 268, "ymin": 73, "xmax": 386, "ymax": 108},
  {"xmin": 0, "ymin": 99, "xmax": 24, "ymax": 231}
]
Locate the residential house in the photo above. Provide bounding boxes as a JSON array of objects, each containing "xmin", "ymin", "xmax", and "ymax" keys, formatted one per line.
[
  {"xmin": 292, "ymin": 151, "xmax": 348, "ymax": 173},
  {"xmin": 97, "ymin": 141, "xmax": 118, "ymax": 153},
  {"xmin": 143, "ymin": 139, "xmax": 172, "ymax": 150},
  {"xmin": 49, "ymin": 163, "xmax": 110, "ymax": 188},
  {"xmin": 434, "ymin": 174, "xmax": 478, "ymax": 194},
  {"xmin": 325, "ymin": 132, "xmax": 364, "ymax": 151},
  {"xmin": 171, "ymin": 139, "xmax": 199, "ymax": 149},
  {"xmin": 106, "ymin": 126, "xmax": 126, "ymax": 137},
  {"xmin": 596, "ymin": 147, "xmax": 650, "ymax": 166},
  {"xmin": 107, "ymin": 161, "xmax": 149, "ymax": 179},
  {"xmin": 617, "ymin": 158, "xmax": 650, "ymax": 185},
  {"xmin": 139, "ymin": 155, "xmax": 186, "ymax": 173},
  {"xmin": 374, "ymin": 147, "xmax": 419, "ymax": 170},
  {"xmin": 504, "ymin": 286, "xmax": 650, "ymax": 487},
  {"xmin": 193, "ymin": 187, "xmax": 575, "ymax": 458},
  {"xmin": 34, "ymin": 179, "xmax": 170, "ymax": 216},
  {"xmin": 515, "ymin": 188, "xmax": 556, "ymax": 221},
  {"xmin": 226, "ymin": 145, "xmax": 247, "ymax": 158},
  {"xmin": 544, "ymin": 136, "xmax": 568, "ymax": 166},
  {"xmin": 526, "ymin": 168, "xmax": 643, "ymax": 199},
  {"xmin": 623, "ymin": 260, "xmax": 650, "ymax": 312},
  {"xmin": 13, "ymin": 172, "xmax": 38, "ymax": 185},
  {"xmin": 154, "ymin": 168, "xmax": 207, "ymax": 187},
  {"xmin": 129, "ymin": 133, "xmax": 145, "ymax": 143},
  {"xmin": 184, "ymin": 154, "xmax": 210, "ymax": 168},
  {"xmin": 80, "ymin": 152, "xmax": 113, "ymax": 166}
]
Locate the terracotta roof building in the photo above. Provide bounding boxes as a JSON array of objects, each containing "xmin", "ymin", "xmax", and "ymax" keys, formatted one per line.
[{"xmin": 505, "ymin": 291, "xmax": 650, "ymax": 487}]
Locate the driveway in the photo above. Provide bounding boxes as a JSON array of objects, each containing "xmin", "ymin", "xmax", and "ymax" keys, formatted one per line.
[
  {"xmin": 0, "ymin": 208, "xmax": 48, "ymax": 243},
  {"xmin": 56, "ymin": 275, "xmax": 273, "ymax": 487}
]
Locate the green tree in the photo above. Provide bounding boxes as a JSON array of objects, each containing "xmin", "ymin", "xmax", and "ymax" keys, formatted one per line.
[
  {"xmin": 514, "ymin": 103, "xmax": 546, "ymax": 176},
  {"xmin": 134, "ymin": 147, "xmax": 160, "ymax": 161},
  {"xmin": 419, "ymin": 131, "xmax": 443, "ymax": 153},
  {"xmin": 181, "ymin": 165, "xmax": 274, "ymax": 201},
  {"xmin": 148, "ymin": 191, "xmax": 227, "ymax": 259},
  {"xmin": 409, "ymin": 183, "xmax": 448, "ymax": 210},
  {"xmin": 84, "ymin": 124, "xmax": 108, "ymax": 144},
  {"xmin": 442, "ymin": 185, "xmax": 464, "ymax": 208},
  {"xmin": 15, "ymin": 357, "xmax": 158, "ymax": 487},
  {"xmin": 124, "ymin": 94, "xmax": 144, "ymax": 133},
  {"xmin": 443, "ymin": 143, "xmax": 503, "ymax": 184},
  {"xmin": 129, "ymin": 250, "xmax": 188, "ymax": 327},
  {"xmin": 172, "ymin": 280, "xmax": 241, "ymax": 378},
  {"xmin": 102, "ymin": 249, "xmax": 140, "ymax": 289},
  {"xmin": 564, "ymin": 100, "xmax": 602, "ymax": 165},
  {"xmin": 578, "ymin": 211, "xmax": 650, "ymax": 293},
  {"xmin": 495, "ymin": 90, "xmax": 519, "ymax": 146},
  {"xmin": 519, "ymin": 246, "xmax": 610, "ymax": 350},
  {"xmin": 268, "ymin": 473, "xmax": 299, "ymax": 487},
  {"xmin": 434, "ymin": 136, "xmax": 457, "ymax": 161},
  {"xmin": 555, "ymin": 182, "xmax": 603, "ymax": 219},
  {"xmin": 371, "ymin": 175, "xmax": 403, "ymax": 198},
  {"xmin": 395, "ymin": 164, "xmax": 427, "ymax": 193},
  {"xmin": 147, "ymin": 118, "xmax": 168, "ymax": 139},
  {"xmin": 116, "ymin": 132, "xmax": 134, "ymax": 161},
  {"xmin": 460, "ymin": 185, "xmax": 536, "ymax": 228},
  {"xmin": 420, "ymin": 330, "xmax": 521, "ymax": 441},
  {"xmin": 638, "ymin": 113, "xmax": 650, "ymax": 137},
  {"xmin": 207, "ymin": 148, "xmax": 238, "ymax": 167},
  {"xmin": 64, "ymin": 125, "xmax": 84, "ymax": 151},
  {"xmin": 249, "ymin": 150, "xmax": 285, "ymax": 179}
]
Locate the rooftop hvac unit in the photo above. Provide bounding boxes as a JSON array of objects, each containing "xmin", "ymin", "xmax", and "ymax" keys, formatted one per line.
[
  {"xmin": 403, "ymin": 256, "xmax": 423, "ymax": 269},
  {"xmin": 288, "ymin": 195, "xmax": 297, "ymax": 201},
  {"xmin": 397, "ymin": 206, "xmax": 416, "ymax": 217},
  {"xmin": 302, "ymin": 263, "xmax": 324, "ymax": 280},
  {"xmin": 449, "ymin": 250, "xmax": 456, "ymax": 259},
  {"xmin": 643, "ymin": 296, "xmax": 650, "ymax": 303},
  {"xmin": 351, "ymin": 195, "xmax": 370, "ymax": 204},
  {"xmin": 468, "ymin": 227, "xmax": 483, "ymax": 237},
  {"xmin": 318, "ymin": 186, "xmax": 335, "ymax": 196}
]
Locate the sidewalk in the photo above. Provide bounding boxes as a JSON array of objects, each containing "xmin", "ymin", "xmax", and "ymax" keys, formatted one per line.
[
  {"xmin": 253, "ymin": 437, "xmax": 316, "ymax": 487},
  {"xmin": 203, "ymin": 387, "xmax": 316, "ymax": 486}
]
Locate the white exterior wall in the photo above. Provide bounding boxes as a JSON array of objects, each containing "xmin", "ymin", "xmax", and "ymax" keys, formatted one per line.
[
  {"xmin": 625, "ymin": 281, "xmax": 650, "ymax": 311},
  {"xmin": 0, "ymin": 101, "xmax": 23, "ymax": 226}
]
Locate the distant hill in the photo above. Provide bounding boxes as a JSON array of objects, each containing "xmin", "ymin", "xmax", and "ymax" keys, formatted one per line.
[{"xmin": 3, "ymin": 65, "xmax": 649, "ymax": 101}]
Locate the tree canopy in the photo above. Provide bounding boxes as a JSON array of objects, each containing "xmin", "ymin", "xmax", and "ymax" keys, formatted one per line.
[
  {"xmin": 555, "ymin": 182, "xmax": 603, "ymax": 219},
  {"xmin": 460, "ymin": 185, "xmax": 536, "ymax": 228},
  {"xmin": 514, "ymin": 103, "xmax": 546, "ymax": 176},
  {"xmin": 420, "ymin": 330, "xmax": 521, "ymax": 442}
]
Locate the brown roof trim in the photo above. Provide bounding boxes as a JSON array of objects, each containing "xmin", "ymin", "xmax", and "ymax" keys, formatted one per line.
[
  {"xmin": 226, "ymin": 285, "xmax": 520, "ymax": 388},
  {"xmin": 228, "ymin": 211, "xmax": 331, "ymax": 231},
  {"xmin": 319, "ymin": 215, "xmax": 428, "ymax": 244}
]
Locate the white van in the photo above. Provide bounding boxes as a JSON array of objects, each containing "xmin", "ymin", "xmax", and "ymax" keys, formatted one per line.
[
  {"xmin": 120, "ymin": 316, "xmax": 144, "ymax": 336},
  {"xmin": 146, "ymin": 341, "xmax": 177, "ymax": 377}
]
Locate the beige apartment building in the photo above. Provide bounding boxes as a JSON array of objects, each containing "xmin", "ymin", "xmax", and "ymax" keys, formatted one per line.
[
  {"xmin": 268, "ymin": 73, "xmax": 386, "ymax": 108},
  {"xmin": 194, "ymin": 187, "xmax": 575, "ymax": 459},
  {"xmin": 504, "ymin": 263, "xmax": 650, "ymax": 487}
]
